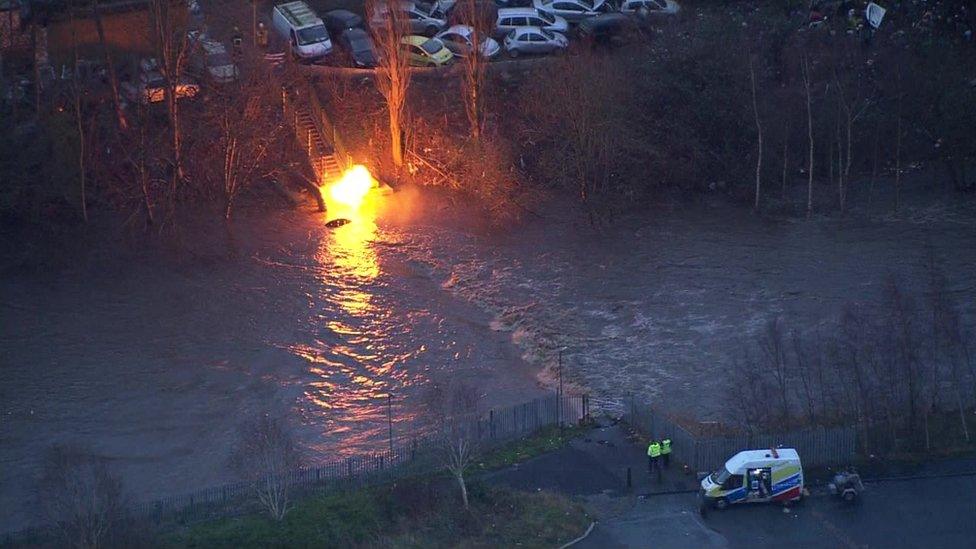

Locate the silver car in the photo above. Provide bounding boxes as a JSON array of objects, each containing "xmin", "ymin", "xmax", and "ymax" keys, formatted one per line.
[
  {"xmin": 370, "ymin": 1, "xmax": 448, "ymax": 35},
  {"xmin": 618, "ymin": 0, "xmax": 680, "ymax": 16},
  {"xmin": 533, "ymin": 0, "xmax": 609, "ymax": 22},
  {"xmin": 503, "ymin": 26, "xmax": 568, "ymax": 57},
  {"xmin": 495, "ymin": 7, "xmax": 570, "ymax": 38}
]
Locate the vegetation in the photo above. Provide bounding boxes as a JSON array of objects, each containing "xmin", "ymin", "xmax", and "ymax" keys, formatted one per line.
[
  {"xmin": 728, "ymin": 265, "xmax": 976, "ymax": 458},
  {"xmin": 473, "ymin": 424, "xmax": 590, "ymax": 472},
  {"xmin": 167, "ymin": 481, "xmax": 588, "ymax": 548}
]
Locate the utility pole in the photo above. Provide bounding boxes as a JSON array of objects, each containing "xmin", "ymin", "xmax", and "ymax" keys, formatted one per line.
[{"xmin": 387, "ymin": 393, "xmax": 394, "ymax": 456}]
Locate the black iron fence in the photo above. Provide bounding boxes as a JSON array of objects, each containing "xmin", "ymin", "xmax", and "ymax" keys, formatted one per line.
[
  {"xmin": 623, "ymin": 396, "xmax": 857, "ymax": 472},
  {"xmin": 3, "ymin": 393, "xmax": 588, "ymax": 544}
]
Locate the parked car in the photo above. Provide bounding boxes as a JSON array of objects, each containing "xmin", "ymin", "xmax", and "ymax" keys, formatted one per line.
[
  {"xmin": 371, "ymin": 2, "xmax": 447, "ymax": 36},
  {"xmin": 575, "ymin": 12, "xmax": 637, "ymax": 47},
  {"xmin": 323, "ymin": 9, "xmax": 364, "ymax": 35},
  {"xmin": 435, "ymin": 25, "xmax": 501, "ymax": 58},
  {"xmin": 122, "ymin": 71, "xmax": 200, "ymax": 104},
  {"xmin": 399, "ymin": 35, "xmax": 454, "ymax": 66},
  {"xmin": 188, "ymin": 32, "xmax": 239, "ymax": 84},
  {"xmin": 494, "ymin": 8, "xmax": 569, "ymax": 37},
  {"xmin": 618, "ymin": 0, "xmax": 679, "ymax": 16},
  {"xmin": 503, "ymin": 26, "xmax": 568, "ymax": 56},
  {"xmin": 338, "ymin": 28, "xmax": 380, "ymax": 67},
  {"xmin": 271, "ymin": 0, "xmax": 333, "ymax": 61},
  {"xmin": 533, "ymin": 0, "xmax": 609, "ymax": 22}
]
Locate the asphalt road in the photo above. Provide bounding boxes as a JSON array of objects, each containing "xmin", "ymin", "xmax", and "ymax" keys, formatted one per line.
[{"xmin": 579, "ymin": 474, "xmax": 976, "ymax": 549}]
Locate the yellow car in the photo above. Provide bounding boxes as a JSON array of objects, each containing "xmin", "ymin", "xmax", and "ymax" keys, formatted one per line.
[{"xmin": 399, "ymin": 35, "xmax": 454, "ymax": 67}]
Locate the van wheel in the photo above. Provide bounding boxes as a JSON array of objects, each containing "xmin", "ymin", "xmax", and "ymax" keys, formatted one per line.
[
  {"xmin": 842, "ymin": 491, "xmax": 856, "ymax": 502},
  {"xmin": 714, "ymin": 498, "xmax": 729, "ymax": 511},
  {"xmin": 508, "ymin": 48, "xmax": 519, "ymax": 58}
]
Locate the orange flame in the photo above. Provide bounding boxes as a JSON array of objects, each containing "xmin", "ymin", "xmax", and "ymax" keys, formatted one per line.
[{"xmin": 326, "ymin": 165, "xmax": 375, "ymax": 211}]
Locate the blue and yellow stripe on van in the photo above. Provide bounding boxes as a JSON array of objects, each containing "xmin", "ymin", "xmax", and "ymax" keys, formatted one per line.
[{"xmin": 771, "ymin": 464, "xmax": 803, "ymax": 501}]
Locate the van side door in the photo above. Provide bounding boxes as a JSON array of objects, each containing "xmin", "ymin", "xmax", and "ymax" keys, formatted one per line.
[{"xmin": 746, "ymin": 467, "xmax": 773, "ymax": 502}]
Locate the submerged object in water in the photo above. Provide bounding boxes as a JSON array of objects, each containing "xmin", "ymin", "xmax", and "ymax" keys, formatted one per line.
[{"xmin": 325, "ymin": 218, "xmax": 351, "ymax": 229}]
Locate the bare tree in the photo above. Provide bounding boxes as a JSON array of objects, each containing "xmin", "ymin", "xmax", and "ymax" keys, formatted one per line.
[
  {"xmin": 458, "ymin": 0, "xmax": 493, "ymax": 142},
  {"xmin": 149, "ymin": 0, "xmax": 194, "ymax": 201},
  {"xmin": 199, "ymin": 56, "xmax": 282, "ymax": 220},
  {"xmin": 232, "ymin": 414, "xmax": 301, "ymax": 521},
  {"xmin": 760, "ymin": 318, "xmax": 790, "ymax": 423},
  {"xmin": 39, "ymin": 445, "xmax": 125, "ymax": 549},
  {"xmin": 781, "ymin": 118, "xmax": 790, "ymax": 198},
  {"xmin": 368, "ymin": 0, "xmax": 411, "ymax": 170},
  {"xmin": 833, "ymin": 67, "xmax": 869, "ymax": 215},
  {"xmin": 90, "ymin": 0, "xmax": 127, "ymax": 130},
  {"xmin": 801, "ymin": 55, "xmax": 814, "ymax": 218},
  {"xmin": 68, "ymin": 4, "xmax": 88, "ymax": 223},
  {"xmin": 426, "ymin": 380, "xmax": 481, "ymax": 509},
  {"xmin": 749, "ymin": 56, "xmax": 763, "ymax": 212}
]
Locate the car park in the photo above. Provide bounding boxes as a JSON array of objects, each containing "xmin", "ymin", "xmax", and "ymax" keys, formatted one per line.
[
  {"xmin": 494, "ymin": 8, "xmax": 569, "ymax": 38},
  {"xmin": 338, "ymin": 28, "xmax": 380, "ymax": 68},
  {"xmin": 533, "ymin": 0, "xmax": 609, "ymax": 22},
  {"xmin": 575, "ymin": 12, "xmax": 638, "ymax": 47},
  {"xmin": 399, "ymin": 35, "xmax": 455, "ymax": 66},
  {"xmin": 618, "ymin": 0, "xmax": 679, "ymax": 16},
  {"xmin": 271, "ymin": 1, "xmax": 333, "ymax": 61},
  {"xmin": 503, "ymin": 26, "xmax": 568, "ymax": 56},
  {"xmin": 323, "ymin": 9, "xmax": 364, "ymax": 35},
  {"xmin": 436, "ymin": 25, "xmax": 501, "ymax": 58},
  {"xmin": 371, "ymin": 2, "xmax": 447, "ymax": 36}
]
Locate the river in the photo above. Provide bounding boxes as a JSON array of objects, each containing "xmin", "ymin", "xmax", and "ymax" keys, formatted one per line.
[{"xmin": 2, "ymin": 175, "xmax": 974, "ymax": 532}]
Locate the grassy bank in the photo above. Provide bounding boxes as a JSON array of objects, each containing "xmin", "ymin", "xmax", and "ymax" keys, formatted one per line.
[
  {"xmin": 167, "ymin": 482, "xmax": 587, "ymax": 548},
  {"xmin": 163, "ymin": 425, "xmax": 594, "ymax": 548}
]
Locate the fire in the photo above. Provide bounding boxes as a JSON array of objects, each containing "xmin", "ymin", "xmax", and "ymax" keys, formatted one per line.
[{"xmin": 326, "ymin": 165, "xmax": 375, "ymax": 211}]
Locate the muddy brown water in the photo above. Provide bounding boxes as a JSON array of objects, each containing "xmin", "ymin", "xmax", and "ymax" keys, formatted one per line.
[{"xmin": 2, "ymin": 180, "xmax": 974, "ymax": 532}]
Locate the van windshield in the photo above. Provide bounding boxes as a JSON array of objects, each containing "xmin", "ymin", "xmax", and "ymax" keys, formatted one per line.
[
  {"xmin": 297, "ymin": 25, "xmax": 329, "ymax": 45},
  {"xmin": 709, "ymin": 467, "xmax": 731, "ymax": 485}
]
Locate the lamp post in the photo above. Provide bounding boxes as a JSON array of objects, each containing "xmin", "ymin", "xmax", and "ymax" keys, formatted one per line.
[{"xmin": 387, "ymin": 393, "xmax": 394, "ymax": 456}]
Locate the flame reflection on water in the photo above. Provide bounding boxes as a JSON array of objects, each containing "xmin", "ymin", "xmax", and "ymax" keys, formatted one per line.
[{"xmin": 293, "ymin": 171, "xmax": 417, "ymax": 454}]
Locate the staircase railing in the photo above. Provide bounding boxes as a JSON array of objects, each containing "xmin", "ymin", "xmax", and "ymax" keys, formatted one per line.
[{"xmin": 302, "ymin": 80, "xmax": 351, "ymax": 170}]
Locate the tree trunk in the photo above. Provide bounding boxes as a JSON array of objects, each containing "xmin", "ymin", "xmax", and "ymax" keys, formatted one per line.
[
  {"xmin": 869, "ymin": 116, "xmax": 880, "ymax": 208},
  {"xmin": 802, "ymin": 57, "xmax": 814, "ymax": 219},
  {"xmin": 750, "ymin": 58, "xmax": 763, "ymax": 212},
  {"xmin": 782, "ymin": 119, "xmax": 790, "ymax": 198},
  {"xmin": 837, "ymin": 119, "xmax": 845, "ymax": 214},
  {"xmin": 31, "ymin": 21, "xmax": 41, "ymax": 114},
  {"xmin": 70, "ymin": 10, "xmax": 88, "ymax": 223},
  {"xmin": 91, "ymin": 0, "xmax": 127, "ymax": 130},
  {"xmin": 894, "ymin": 67, "xmax": 903, "ymax": 213},
  {"xmin": 895, "ymin": 99, "xmax": 903, "ymax": 213},
  {"xmin": 456, "ymin": 473, "xmax": 469, "ymax": 509},
  {"xmin": 390, "ymin": 112, "xmax": 403, "ymax": 168}
]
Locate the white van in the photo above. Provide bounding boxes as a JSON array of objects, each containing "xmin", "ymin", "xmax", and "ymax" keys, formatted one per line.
[
  {"xmin": 272, "ymin": 1, "xmax": 333, "ymax": 60},
  {"xmin": 699, "ymin": 448, "xmax": 804, "ymax": 510}
]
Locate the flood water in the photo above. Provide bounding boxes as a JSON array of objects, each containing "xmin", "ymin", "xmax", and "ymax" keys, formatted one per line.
[
  {"xmin": 2, "ymin": 174, "xmax": 974, "ymax": 532},
  {"xmin": 0, "ymin": 189, "xmax": 542, "ymax": 532}
]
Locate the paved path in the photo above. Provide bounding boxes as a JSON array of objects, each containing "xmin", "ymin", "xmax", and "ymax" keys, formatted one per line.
[
  {"xmin": 485, "ymin": 421, "xmax": 976, "ymax": 548},
  {"xmin": 577, "ymin": 474, "xmax": 976, "ymax": 549}
]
